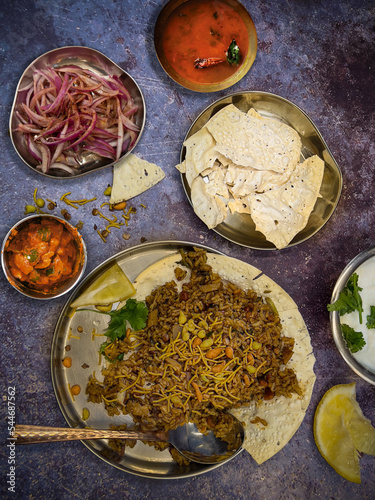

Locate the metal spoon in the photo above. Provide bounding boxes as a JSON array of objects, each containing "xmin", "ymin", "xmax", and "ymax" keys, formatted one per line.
[{"xmin": 13, "ymin": 418, "xmax": 244, "ymax": 465}]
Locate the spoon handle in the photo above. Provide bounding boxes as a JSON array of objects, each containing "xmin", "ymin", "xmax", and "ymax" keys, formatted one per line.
[{"xmin": 13, "ymin": 424, "xmax": 168, "ymax": 444}]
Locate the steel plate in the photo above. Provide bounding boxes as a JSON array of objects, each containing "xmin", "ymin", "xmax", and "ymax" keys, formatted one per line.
[
  {"xmin": 180, "ymin": 91, "xmax": 343, "ymax": 250},
  {"xmin": 51, "ymin": 240, "xmax": 251, "ymax": 479}
]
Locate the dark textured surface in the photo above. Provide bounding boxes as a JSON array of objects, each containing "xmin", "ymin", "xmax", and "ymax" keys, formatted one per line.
[{"xmin": 1, "ymin": 0, "xmax": 375, "ymax": 498}]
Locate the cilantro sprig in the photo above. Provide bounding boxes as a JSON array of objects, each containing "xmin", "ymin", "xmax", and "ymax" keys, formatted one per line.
[
  {"xmin": 327, "ymin": 272, "xmax": 375, "ymax": 353},
  {"xmin": 341, "ymin": 324, "xmax": 366, "ymax": 353},
  {"xmin": 327, "ymin": 273, "xmax": 363, "ymax": 323},
  {"xmin": 77, "ymin": 298, "xmax": 148, "ymax": 362},
  {"xmin": 103, "ymin": 298, "xmax": 148, "ymax": 342}
]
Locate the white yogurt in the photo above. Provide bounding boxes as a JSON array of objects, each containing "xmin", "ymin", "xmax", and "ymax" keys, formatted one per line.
[{"xmin": 340, "ymin": 255, "xmax": 375, "ymax": 373}]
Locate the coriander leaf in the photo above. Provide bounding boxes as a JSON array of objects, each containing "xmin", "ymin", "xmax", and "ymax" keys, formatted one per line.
[
  {"xmin": 77, "ymin": 298, "xmax": 148, "ymax": 342},
  {"xmin": 341, "ymin": 323, "xmax": 366, "ymax": 353},
  {"xmin": 104, "ymin": 298, "xmax": 148, "ymax": 341},
  {"xmin": 366, "ymin": 305, "xmax": 375, "ymax": 329},
  {"xmin": 119, "ymin": 298, "xmax": 149, "ymax": 330},
  {"xmin": 327, "ymin": 273, "xmax": 363, "ymax": 323}
]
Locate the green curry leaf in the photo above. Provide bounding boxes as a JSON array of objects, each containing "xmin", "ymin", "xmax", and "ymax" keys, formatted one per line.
[{"xmin": 226, "ymin": 39, "xmax": 240, "ymax": 65}]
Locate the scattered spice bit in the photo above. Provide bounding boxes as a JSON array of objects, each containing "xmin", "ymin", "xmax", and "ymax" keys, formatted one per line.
[
  {"xmin": 70, "ymin": 384, "xmax": 81, "ymax": 396},
  {"xmin": 97, "ymin": 229, "xmax": 107, "ymax": 242},
  {"xmin": 82, "ymin": 408, "xmax": 90, "ymax": 420},
  {"xmin": 75, "ymin": 221, "xmax": 84, "ymax": 230},
  {"xmin": 24, "ymin": 204, "xmax": 36, "ymax": 214},
  {"xmin": 82, "ymin": 363, "xmax": 90, "ymax": 369},
  {"xmin": 101, "ymin": 202, "xmax": 110, "ymax": 208},
  {"xmin": 65, "ymin": 344, "xmax": 71, "ymax": 351},
  {"xmin": 62, "ymin": 357, "xmax": 72, "ymax": 368},
  {"xmin": 33, "ymin": 188, "xmax": 47, "ymax": 213},
  {"xmin": 140, "ymin": 204, "xmax": 146, "ymax": 208},
  {"xmin": 104, "ymin": 186, "xmax": 112, "ymax": 196},
  {"xmin": 61, "ymin": 191, "xmax": 97, "ymax": 209},
  {"xmin": 94, "ymin": 224, "xmax": 98, "ymax": 230},
  {"xmin": 77, "ymin": 326, "xmax": 84, "ymax": 333},
  {"xmin": 250, "ymin": 416, "xmax": 268, "ymax": 427},
  {"xmin": 61, "ymin": 208, "xmax": 71, "ymax": 220},
  {"xmin": 92, "ymin": 208, "xmax": 99, "ymax": 216},
  {"xmin": 123, "ymin": 232, "xmax": 131, "ymax": 240},
  {"xmin": 140, "ymin": 237, "xmax": 147, "ymax": 243},
  {"xmin": 101, "ymin": 229, "xmax": 109, "ymax": 238},
  {"xmin": 110, "ymin": 201, "xmax": 127, "ymax": 211}
]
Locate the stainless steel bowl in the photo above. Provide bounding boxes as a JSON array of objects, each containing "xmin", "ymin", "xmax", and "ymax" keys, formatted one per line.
[
  {"xmin": 330, "ymin": 246, "xmax": 375, "ymax": 385},
  {"xmin": 1, "ymin": 215, "xmax": 87, "ymax": 300},
  {"xmin": 9, "ymin": 46, "xmax": 146, "ymax": 179},
  {"xmin": 154, "ymin": 0, "xmax": 257, "ymax": 92}
]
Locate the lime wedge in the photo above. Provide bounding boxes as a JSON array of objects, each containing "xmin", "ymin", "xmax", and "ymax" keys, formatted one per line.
[
  {"xmin": 71, "ymin": 263, "xmax": 135, "ymax": 308},
  {"xmin": 313, "ymin": 382, "xmax": 375, "ymax": 484}
]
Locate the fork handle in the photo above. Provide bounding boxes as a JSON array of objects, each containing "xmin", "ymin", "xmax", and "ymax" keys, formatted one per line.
[{"xmin": 13, "ymin": 424, "xmax": 168, "ymax": 444}]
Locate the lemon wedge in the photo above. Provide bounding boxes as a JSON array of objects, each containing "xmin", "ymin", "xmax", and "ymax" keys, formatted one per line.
[
  {"xmin": 71, "ymin": 263, "xmax": 135, "ymax": 308},
  {"xmin": 314, "ymin": 383, "xmax": 375, "ymax": 483}
]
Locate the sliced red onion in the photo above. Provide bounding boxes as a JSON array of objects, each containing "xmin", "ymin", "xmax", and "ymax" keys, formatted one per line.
[{"xmin": 15, "ymin": 65, "xmax": 140, "ymax": 173}]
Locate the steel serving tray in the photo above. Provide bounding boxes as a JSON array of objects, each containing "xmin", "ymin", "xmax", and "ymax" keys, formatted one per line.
[
  {"xmin": 180, "ymin": 91, "xmax": 343, "ymax": 250},
  {"xmin": 51, "ymin": 240, "xmax": 249, "ymax": 479},
  {"xmin": 10, "ymin": 46, "xmax": 145, "ymax": 179}
]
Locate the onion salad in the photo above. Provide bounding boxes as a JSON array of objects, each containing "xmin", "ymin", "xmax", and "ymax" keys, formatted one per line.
[{"xmin": 14, "ymin": 66, "xmax": 141, "ymax": 175}]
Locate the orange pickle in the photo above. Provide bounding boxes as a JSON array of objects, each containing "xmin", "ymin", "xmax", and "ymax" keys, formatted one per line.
[{"xmin": 5, "ymin": 219, "xmax": 79, "ymax": 291}]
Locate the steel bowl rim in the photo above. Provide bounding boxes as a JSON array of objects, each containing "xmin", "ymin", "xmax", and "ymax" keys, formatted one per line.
[
  {"xmin": 1, "ymin": 213, "xmax": 87, "ymax": 300},
  {"xmin": 330, "ymin": 245, "xmax": 375, "ymax": 385}
]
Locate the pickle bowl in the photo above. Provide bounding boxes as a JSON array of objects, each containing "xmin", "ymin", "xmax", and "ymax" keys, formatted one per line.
[{"xmin": 1, "ymin": 214, "xmax": 87, "ymax": 300}]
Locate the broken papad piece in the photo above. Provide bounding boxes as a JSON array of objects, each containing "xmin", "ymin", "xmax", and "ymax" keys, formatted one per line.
[
  {"xmin": 225, "ymin": 163, "xmax": 289, "ymax": 196},
  {"xmin": 247, "ymin": 108, "xmax": 302, "ymax": 154},
  {"xmin": 131, "ymin": 251, "xmax": 315, "ymax": 466},
  {"xmin": 110, "ymin": 153, "xmax": 165, "ymax": 203},
  {"xmin": 206, "ymin": 104, "xmax": 301, "ymax": 174},
  {"xmin": 182, "ymin": 127, "xmax": 218, "ymax": 187},
  {"xmin": 190, "ymin": 176, "xmax": 228, "ymax": 229},
  {"xmin": 248, "ymin": 155, "xmax": 325, "ymax": 249}
]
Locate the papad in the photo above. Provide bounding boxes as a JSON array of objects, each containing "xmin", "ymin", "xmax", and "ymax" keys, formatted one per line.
[
  {"xmin": 110, "ymin": 153, "xmax": 165, "ymax": 203},
  {"xmin": 248, "ymin": 155, "xmax": 325, "ymax": 249},
  {"xmin": 206, "ymin": 104, "xmax": 301, "ymax": 173}
]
